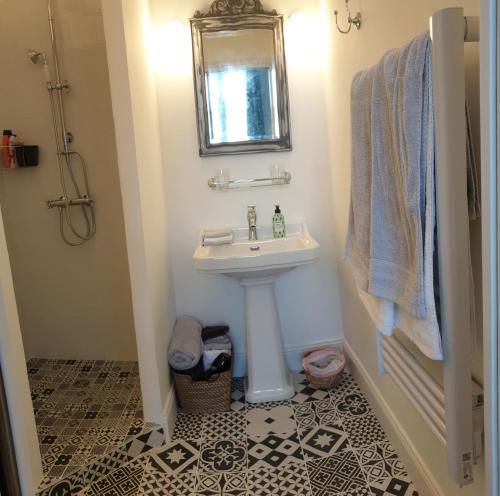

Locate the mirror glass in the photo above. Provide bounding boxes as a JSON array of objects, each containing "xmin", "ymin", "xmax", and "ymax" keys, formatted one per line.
[
  {"xmin": 191, "ymin": 11, "xmax": 291, "ymax": 156},
  {"xmin": 202, "ymin": 29, "xmax": 278, "ymax": 145}
]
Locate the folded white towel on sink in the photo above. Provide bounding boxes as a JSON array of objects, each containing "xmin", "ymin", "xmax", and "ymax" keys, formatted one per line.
[
  {"xmin": 203, "ymin": 234, "xmax": 233, "ymax": 246},
  {"xmin": 202, "ymin": 228, "xmax": 233, "ymax": 239}
]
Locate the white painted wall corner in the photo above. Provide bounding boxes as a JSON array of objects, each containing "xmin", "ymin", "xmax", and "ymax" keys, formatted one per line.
[{"xmin": 162, "ymin": 385, "xmax": 178, "ymax": 442}]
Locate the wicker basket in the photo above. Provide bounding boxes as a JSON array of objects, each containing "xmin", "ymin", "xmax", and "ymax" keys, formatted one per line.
[
  {"xmin": 302, "ymin": 347, "xmax": 345, "ymax": 390},
  {"xmin": 174, "ymin": 365, "xmax": 232, "ymax": 414}
]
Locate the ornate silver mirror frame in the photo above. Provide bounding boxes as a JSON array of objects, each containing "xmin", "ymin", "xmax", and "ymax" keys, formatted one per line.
[{"xmin": 190, "ymin": 0, "xmax": 291, "ymax": 156}]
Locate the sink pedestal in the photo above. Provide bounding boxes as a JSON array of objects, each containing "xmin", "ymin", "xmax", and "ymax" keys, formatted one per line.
[{"xmin": 242, "ymin": 276, "xmax": 294, "ymax": 403}]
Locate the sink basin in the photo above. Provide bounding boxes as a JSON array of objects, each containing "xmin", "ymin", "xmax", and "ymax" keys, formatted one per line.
[
  {"xmin": 193, "ymin": 223, "xmax": 319, "ymax": 279},
  {"xmin": 193, "ymin": 223, "xmax": 320, "ymax": 403}
]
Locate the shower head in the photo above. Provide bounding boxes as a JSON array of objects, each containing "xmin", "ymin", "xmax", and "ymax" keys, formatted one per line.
[
  {"xmin": 28, "ymin": 49, "xmax": 51, "ymax": 83},
  {"xmin": 28, "ymin": 49, "xmax": 46, "ymax": 64}
]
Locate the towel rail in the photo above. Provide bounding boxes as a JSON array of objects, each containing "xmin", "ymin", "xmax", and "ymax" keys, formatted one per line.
[
  {"xmin": 382, "ymin": 353, "xmax": 447, "ymax": 445},
  {"xmin": 381, "ymin": 335, "xmax": 484, "ymax": 457},
  {"xmin": 383, "ymin": 335, "xmax": 445, "ymax": 404},
  {"xmin": 430, "ymin": 7, "xmax": 476, "ymax": 486},
  {"xmin": 383, "ymin": 340, "xmax": 445, "ymax": 422},
  {"xmin": 374, "ymin": 8, "xmax": 481, "ymax": 489}
]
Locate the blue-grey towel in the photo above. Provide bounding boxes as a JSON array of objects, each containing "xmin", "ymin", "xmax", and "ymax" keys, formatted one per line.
[
  {"xmin": 168, "ymin": 315, "xmax": 202, "ymax": 371},
  {"xmin": 345, "ymin": 32, "xmax": 432, "ymax": 319}
]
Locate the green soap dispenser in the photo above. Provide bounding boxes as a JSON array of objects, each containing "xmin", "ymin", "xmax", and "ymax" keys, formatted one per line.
[{"xmin": 272, "ymin": 205, "xmax": 286, "ymax": 238}]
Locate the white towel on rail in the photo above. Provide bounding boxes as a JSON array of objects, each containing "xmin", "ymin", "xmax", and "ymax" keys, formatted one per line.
[
  {"xmin": 357, "ymin": 289, "xmax": 395, "ymax": 336},
  {"xmin": 396, "ymin": 71, "xmax": 442, "ymax": 359},
  {"xmin": 347, "ymin": 32, "xmax": 443, "ymax": 360},
  {"xmin": 345, "ymin": 32, "xmax": 432, "ymax": 319},
  {"xmin": 358, "ymin": 154, "xmax": 443, "ymax": 360}
]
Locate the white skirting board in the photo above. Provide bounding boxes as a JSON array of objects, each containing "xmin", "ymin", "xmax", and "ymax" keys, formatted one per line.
[
  {"xmin": 162, "ymin": 386, "xmax": 177, "ymax": 442},
  {"xmin": 343, "ymin": 338, "xmax": 443, "ymax": 496},
  {"xmin": 233, "ymin": 338, "xmax": 344, "ymax": 377}
]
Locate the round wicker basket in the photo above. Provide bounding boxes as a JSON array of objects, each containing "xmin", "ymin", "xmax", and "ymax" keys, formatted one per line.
[{"xmin": 302, "ymin": 347, "xmax": 345, "ymax": 390}]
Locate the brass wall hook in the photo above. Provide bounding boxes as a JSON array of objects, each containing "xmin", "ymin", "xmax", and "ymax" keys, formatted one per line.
[{"xmin": 334, "ymin": 0, "xmax": 362, "ymax": 34}]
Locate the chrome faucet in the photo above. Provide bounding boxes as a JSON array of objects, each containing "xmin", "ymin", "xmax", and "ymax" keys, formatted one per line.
[{"xmin": 247, "ymin": 205, "xmax": 257, "ymax": 241}]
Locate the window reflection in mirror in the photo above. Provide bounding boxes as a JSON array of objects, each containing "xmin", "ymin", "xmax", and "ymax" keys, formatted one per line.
[{"xmin": 202, "ymin": 29, "xmax": 279, "ymax": 144}]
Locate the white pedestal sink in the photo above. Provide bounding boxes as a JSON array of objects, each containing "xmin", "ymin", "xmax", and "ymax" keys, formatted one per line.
[{"xmin": 193, "ymin": 223, "xmax": 319, "ymax": 403}]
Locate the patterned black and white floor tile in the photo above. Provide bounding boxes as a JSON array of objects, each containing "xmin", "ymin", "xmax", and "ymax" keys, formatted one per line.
[
  {"xmin": 153, "ymin": 438, "xmax": 200, "ymax": 474},
  {"xmin": 230, "ymin": 378, "xmax": 246, "ymax": 412},
  {"xmin": 247, "ymin": 431, "xmax": 304, "ymax": 470},
  {"xmin": 28, "ymin": 358, "xmax": 148, "ymax": 489},
  {"xmin": 307, "ymin": 450, "xmax": 369, "ymax": 495},
  {"xmin": 246, "ymin": 404, "xmax": 297, "ymax": 436},
  {"xmin": 246, "ymin": 399, "xmax": 291, "ymax": 411},
  {"xmin": 196, "ymin": 470, "xmax": 247, "ymax": 495},
  {"xmin": 199, "ymin": 439, "xmax": 247, "ymax": 473},
  {"xmin": 293, "ymin": 397, "xmax": 338, "ymax": 435},
  {"xmin": 138, "ymin": 458, "xmax": 195, "ymax": 496},
  {"xmin": 172, "ymin": 413, "xmax": 204, "ymax": 440},
  {"xmin": 246, "ymin": 461, "xmax": 312, "ymax": 495},
  {"xmin": 202, "ymin": 411, "xmax": 246, "ymax": 440},
  {"xmin": 292, "ymin": 376, "xmax": 331, "ymax": 404},
  {"xmin": 82, "ymin": 458, "xmax": 146, "ymax": 496},
  {"xmin": 37, "ymin": 427, "xmax": 165, "ymax": 495},
  {"xmin": 342, "ymin": 413, "xmax": 387, "ymax": 449},
  {"xmin": 329, "ymin": 373, "xmax": 362, "ymax": 401},
  {"xmin": 299, "ymin": 422, "xmax": 350, "ymax": 461},
  {"xmin": 335, "ymin": 392, "xmax": 371, "ymax": 419},
  {"xmin": 357, "ymin": 442, "xmax": 419, "ymax": 496},
  {"xmin": 36, "ymin": 369, "xmax": 419, "ymax": 496}
]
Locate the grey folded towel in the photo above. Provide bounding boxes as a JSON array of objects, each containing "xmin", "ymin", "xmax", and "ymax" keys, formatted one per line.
[
  {"xmin": 168, "ymin": 315, "xmax": 202, "ymax": 371},
  {"xmin": 204, "ymin": 334, "xmax": 230, "ymax": 344},
  {"xmin": 203, "ymin": 334, "xmax": 232, "ymax": 351},
  {"xmin": 204, "ymin": 343, "xmax": 232, "ymax": 351}
]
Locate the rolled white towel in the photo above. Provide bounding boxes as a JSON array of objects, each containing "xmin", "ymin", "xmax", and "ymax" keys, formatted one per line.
[{"xmin": 203, "ymin": 235, "xmax": 233, "ymax": 246}]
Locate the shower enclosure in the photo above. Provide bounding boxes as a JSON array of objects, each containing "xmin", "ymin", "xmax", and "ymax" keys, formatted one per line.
[
  {"xmin": 0, "ymin": 0, "xmax": 142, "ymax": 489},
  {"xmin": 29, "ymin": 0, "xmax": 96, "ymax": 246}
]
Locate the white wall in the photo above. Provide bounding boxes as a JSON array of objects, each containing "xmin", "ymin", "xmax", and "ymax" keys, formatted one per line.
[
  {"xmin": 0, "ymin": 205, "xmax": 42, "ymax": 494},
  {"xmin": 102, "ymin": 0, "xmax": 177, "ymax": 427},
  {"xmin": 325, "ymin": 0, "xmax": 483, "ymax": 494},
  {"xmin": 0, "ymin": 0, "xmax": 136, "ymax": 361},
  {"xmin": 149, "ymin": 0, "xmax": 344, "ymax": 375}
]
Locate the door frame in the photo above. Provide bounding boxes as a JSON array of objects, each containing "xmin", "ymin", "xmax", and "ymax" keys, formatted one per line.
[
  {"xmin": 480, "ymin": 0, "xmax": 498, "ymax": 494},
  {"xmin": 0, "ymin": 205, "xmax": 42, "ymax": 495},
  {"xmin": 0, "ymin": 363, "xmax": 22, "ymax": 496}
]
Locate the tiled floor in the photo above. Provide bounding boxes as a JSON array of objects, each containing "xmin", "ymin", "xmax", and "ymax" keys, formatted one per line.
[
  {"xmin": 32, "ymin": 362, "xmax": 419, "ymax": 495},
  {"xmin": 27, "ymin": 358, "xmax": 155, "ymax": 491}
]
